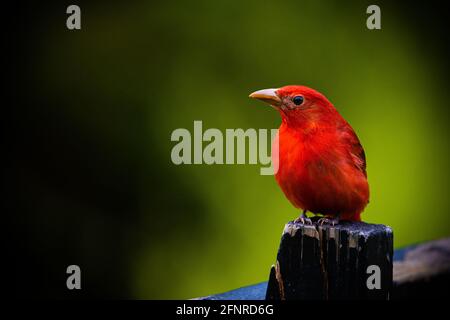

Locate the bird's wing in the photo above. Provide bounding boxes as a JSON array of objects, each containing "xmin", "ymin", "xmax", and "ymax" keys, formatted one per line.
[{"xmin": 339, "ymin": 123, "xmax": 367, "ymax": 177}]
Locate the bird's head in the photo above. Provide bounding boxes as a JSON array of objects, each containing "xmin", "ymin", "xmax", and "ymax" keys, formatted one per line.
[{"xmin": 249, "ymin": 85, "xmax": 337, "ymax": 127}]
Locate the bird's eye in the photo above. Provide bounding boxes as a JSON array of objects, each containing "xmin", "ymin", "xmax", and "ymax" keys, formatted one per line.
[{"xmin": 292, "ymin": 96, "xmax": 304, "ymax": 105}]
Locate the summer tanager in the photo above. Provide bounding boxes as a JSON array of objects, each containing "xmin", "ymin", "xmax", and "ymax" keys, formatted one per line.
[{"xmin": 249, "ymin": 85, "xmax": 369, "ymax": 224}]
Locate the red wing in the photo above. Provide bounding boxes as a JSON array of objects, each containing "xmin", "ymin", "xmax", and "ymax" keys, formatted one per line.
[{"xmin": 339, "ymin": 123, "xmax": 367, "ymax": 177}]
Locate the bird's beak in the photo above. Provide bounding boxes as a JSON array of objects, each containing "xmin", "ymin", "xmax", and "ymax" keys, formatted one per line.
[{"xmin": 249, "ymin": 88, "xmax": 281, "ymax": 106}]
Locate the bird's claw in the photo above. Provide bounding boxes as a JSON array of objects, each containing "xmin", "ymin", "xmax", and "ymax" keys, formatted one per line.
[
  {"xmin": 318, "ymin": 217, "xmax": 339, "ymax": 226},
  {"xmin": 294, "ymin": 216, "xmax": 313, "ymax": 225}
]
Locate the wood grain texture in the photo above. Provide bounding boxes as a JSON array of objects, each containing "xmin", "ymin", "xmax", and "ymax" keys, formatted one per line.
[
  {"xmin": 392, "ymin": 237, "xmax": 450, "ymax": 299},
  {"xmin": 195, "ymin": 237, "xmax": 450, "ymax": 300},
  {"xmin": 266, "ymin": 219, "xmax": 393, "ymax": 300}
]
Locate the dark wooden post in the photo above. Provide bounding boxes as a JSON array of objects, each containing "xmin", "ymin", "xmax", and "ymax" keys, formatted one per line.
[
  {"xmin": 392, "ymin": 238, "xmax": 450, "ymax": 299},
  {"xmin": 266, "ymin": 218, "xmax": 393, "ymax": 300}
]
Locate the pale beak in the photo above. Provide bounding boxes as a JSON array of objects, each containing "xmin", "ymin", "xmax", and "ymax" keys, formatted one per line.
[{"xmin": 249, "ymin": 88, "xmax": 281, "ymax": 106}]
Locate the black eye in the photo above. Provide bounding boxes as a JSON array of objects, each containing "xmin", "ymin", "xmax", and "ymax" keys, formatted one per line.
[{"xmin": 292, "ymin": 96, "xmax": 304, "ymax": 105}]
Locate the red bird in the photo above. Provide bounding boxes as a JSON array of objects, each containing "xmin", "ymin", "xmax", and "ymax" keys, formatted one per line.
[{"xmin": 249, "ymin": 85, "xmax": 369, "ymax": 224}]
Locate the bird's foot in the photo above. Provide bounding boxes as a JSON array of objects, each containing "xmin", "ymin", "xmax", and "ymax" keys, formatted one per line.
[
  {"xmin": 294, "ymin": 215, "xmax": 313, "ymax": 225},
  {"xmin": 318, "ymin": 217, "xmax": 340, "ymax": 226}
]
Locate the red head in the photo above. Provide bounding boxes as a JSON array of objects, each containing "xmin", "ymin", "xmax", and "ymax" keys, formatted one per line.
[{"xmin": 249, "ymin": 85, "xmax": 339, "ymax": 128}]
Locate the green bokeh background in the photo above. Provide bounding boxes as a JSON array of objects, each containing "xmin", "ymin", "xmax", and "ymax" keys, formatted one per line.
[{"xmin": 9, "ymin": 1, "xmax": 450, "ymax": 298}]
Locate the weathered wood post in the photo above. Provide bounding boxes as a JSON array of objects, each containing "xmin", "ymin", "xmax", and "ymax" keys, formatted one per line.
[{"xmin": 266, "ymin": 218, "xmax": 393, "ymax": 300}]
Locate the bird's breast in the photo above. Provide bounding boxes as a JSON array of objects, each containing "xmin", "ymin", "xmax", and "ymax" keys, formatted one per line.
[{"xmin": 273, "ymin": 125, "xmax": 369, "ymax": 217}]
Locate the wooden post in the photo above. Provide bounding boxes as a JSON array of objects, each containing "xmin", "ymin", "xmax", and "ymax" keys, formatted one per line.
[
  {"xmin": 266, "ymin": 218, "xmax": 393, "ymax": 300},
  {"xmin": 392, "ymin": 238, "xmax": 450, "ymax": 299}
]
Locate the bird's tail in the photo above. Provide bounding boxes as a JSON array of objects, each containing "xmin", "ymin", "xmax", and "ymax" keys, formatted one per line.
[
  {"xmin": 342, "ymin": 212, "xmax": 362, "ymax": 222},
  {"xmin": 352, "ymin": 212, "xmax": 362, "ymax": 222}
]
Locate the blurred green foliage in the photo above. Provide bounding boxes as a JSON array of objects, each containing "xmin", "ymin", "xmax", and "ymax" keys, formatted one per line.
[{"xmin": 13, "ymin": 0, "xmax": 450, "ymax": 298}]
